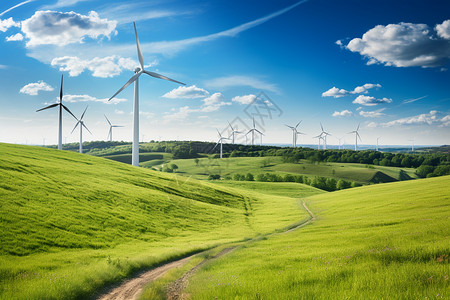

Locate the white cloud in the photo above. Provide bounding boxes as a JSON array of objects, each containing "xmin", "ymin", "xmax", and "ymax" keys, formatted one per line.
[
  {"xmin": 63, "ymin": 94, "xmax": 126, "ymax": 104},
  {"xmin": 383, "ymin": 110, "xmax": 438, "ymax": 127},
  {"xmin": 402, "ymin": 95, "xmax": 428, "ymax": 104},
  {"xmin": 51, "ymin": 55, "xmax": 141, "ymax": 77},
  {"xmin": 162, "ymin": 85, "xmax": 209, "ymax": 99},
  {"xmin": 359, "ymin": 108, "xmax": 386, "ymax": 118},
  {"xmin": 332, "ymin": 110, "xmax": 353, "ymax": 117},
  {"xmin": 204, "ymin": 75, "xmax": 279, "ymax": 93},
  {"xmin": 343, "ymin": 21, "xmax": 450, "ymax": 68},
  {"xmin": 201, "ymin": 93, "xmax": 231, "ymax": 112},
  {"xmin": 6, "ymin": 33, "xmax": 23, "ymax": 41},
  {"xmin": 353, "ymin": 95, "xmax": 392, "ymax": 106},
  {"xmin": 322, "ymin": 83, "xmax": 381, "ymax": 98},
  {"xmin": 232, "ymin": 94, "xmax": 258, "ymax": 105},
  {"xmin": 0, "ymin": 17, "xmax": 19, "ymax": 32},
  {"xmin": 436, "ymin": 20, "xmax": 450, "ymax": 40},
  {"xmin": 367, "ymin": 122, "xmax": 377, "ymax": 128},
  {"xmin": 0, "ymin": 65, "xmax": 7, "ymax": 69},
  {"xmin": 21, "ymin": 10, "xmax": 117, "ymax": 47},
  {"xmin": 163, "ymin": 106, "xmax": 193, "ymax": 123},
  {"xmin": 20, "ymin": 81, "xmax": 54, "ymax": 95},
  {"xmin": 115, "ymin": 109, "xmax": 124, "ymax": 115},
  {"xmin": 440, "ymin": 115, "xmax": 450, "ymax": 127},
  {"xmin": 1, "ymin": 1, "xmax": 35, "ymax": 17},
  {"xmin": 42, "ymin": 0, "xmax": 92, "ymax": 9}
]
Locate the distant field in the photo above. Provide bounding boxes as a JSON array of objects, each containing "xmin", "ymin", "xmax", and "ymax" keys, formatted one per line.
[
  {"xmin": 186, "ymin": 176, "xmax": 450, "ymax": 299},
  {"xmin": 167, "ymin": 156, "xmax": 418, "ymax": 184},
  {"xmin": 0, "ymin": 143, "xmax": 319, "ymax": 299}
]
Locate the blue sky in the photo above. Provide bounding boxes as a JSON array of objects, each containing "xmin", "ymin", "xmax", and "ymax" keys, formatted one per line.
[{"xmin": 0, "ymin": 0, "xmax": 449, "ymax": 147}]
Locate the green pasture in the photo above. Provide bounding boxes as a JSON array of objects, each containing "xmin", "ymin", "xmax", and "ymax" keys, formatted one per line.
[
  {"xmin": 0, "ymin": 143, "xmax": 318, "ymax": 299},
  {"xmin": 186, "ymin": 176, "xmax": 450, "ymax": 299}
]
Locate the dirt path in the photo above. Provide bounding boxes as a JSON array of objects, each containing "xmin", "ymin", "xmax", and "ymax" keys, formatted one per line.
[{"xmin": 97, "ymin": 202, "xmax": 314, "ymax": 300}]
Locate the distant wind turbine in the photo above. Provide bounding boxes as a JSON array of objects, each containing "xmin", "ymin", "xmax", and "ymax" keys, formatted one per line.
[
  {"xmin": 313, "ymin": 134, "xmax": 323, "ymax": 150},
  {"xmin": 348, "ymin": 123, "xmax": 362, "ymax": 151},
  {"xmin": 228, "ymin": 121, "xmax": 243, "ymax": 144},
  {"xmin": 285, "ymin": 121, "xmax": 302, "ymax": 147},
  {"xmin": 36, "ymin": 75, "xmax": 77, "ymax": 150},
  {"xmin": 337, "ymin": 136, "xmax": 344, "ymax": 150},
  {"xmin": 212, "ymin": 129, "xmax": 230, "ymax": 158},
  {"xmin": 246, "ymin": 117, "xmax": 263, "ymax": 146},
  {"xmin": 409, "ymin": 137, "xmax": 415, "ymax": 152},
  {"xmin": 71, "ymin": 106, "xmax": 92, "ymax": 153},
  {"xmin": 376, "ymin": 136, "xmax": 381, "ymax": 151},
  {"xmin": 108, "ymin": 22, "xmax": 185, "ymax": 166},
  {"xmin": 105, "ymin": 115, "xmax": 123, "ymax": 142}
]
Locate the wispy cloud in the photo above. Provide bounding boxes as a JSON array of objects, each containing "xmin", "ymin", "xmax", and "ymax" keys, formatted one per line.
[
  {"xmin": 374, "ymin": 110, "xmax": 450, "ymax": 127},
  {"xmin": 332, "ymin": 109, "xmax": 353, "ymax": 117},
  {"xmin": 63, "ymin": 94, "xmax": 126, "ymax": 104},
  {"xmin": 402, "ymin": 95, "xmax": 427, "ymax": 104},
  {"xmin": 353, "ymin": 95, "xmax": 392, "ymax": 106},
  {"xmin": 205, "ymin": 75, "xmax": 279, "ymax": 93},
  {"xmin": 20, "ymin": 81, "xmax": 54, "ymax": 95},
  {"xmin": 163, "ymin": 85, "xmax": 209, "ymax": 99},
  {"xmin": 0, "ymin": 0, "xmax": 35, "ymax": 17},
  {"xmin": 322, "ymin": 83, "xmax": 381, "ymax": 98},
  {"xmin": 359, "ymin": 108, "xmax": 386, "ymax": 118},
  {"xmin": 41, "ymin": 0, "xmax": 93, "ymax": 9}
]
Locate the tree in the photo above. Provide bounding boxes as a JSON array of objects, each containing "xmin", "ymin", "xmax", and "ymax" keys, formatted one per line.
[
  {"xmin": 336, "ymin": 179, "xmax": 351, "ymax": 190},
  {"xmin": 170, "ymin": 164, "xmax": 178, "ymax": 172},
  {"xmin": 194, "ymin": 158, "xmax": 199, "ymax": 166},
  {"xmin": 245, "ymin": 173, "xmax": 255, "ymax": 181}
]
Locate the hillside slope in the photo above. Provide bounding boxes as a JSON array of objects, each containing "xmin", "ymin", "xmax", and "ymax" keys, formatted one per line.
[
  {"xmin": 186, "ymin": 176, "xmax": 450, "ymax": 299},
  {"xmin": 0, "ymin": 143, "xmax": 318, "ymax": 299}
]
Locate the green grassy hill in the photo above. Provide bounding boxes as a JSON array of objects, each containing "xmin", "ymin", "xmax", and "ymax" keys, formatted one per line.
[
  {"xmin": 0, "ymin": 143, "xmax": 320, "ymax": 299},
  {"xmin": 186, "ymin": 176, "xmax": 450, "ymax": 299},
  {"xmin": 167, "ymin": 156, "xmax": 418, "ymax": 184}
]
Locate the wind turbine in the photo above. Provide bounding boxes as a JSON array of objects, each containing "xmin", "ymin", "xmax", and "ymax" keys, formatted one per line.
[
  {"xmin": 71, "ymin": 106, "xmax": 92, "ymax": 153},
  {"xmin": 246, "ymin": 117, "xmax": 263, "ymax": 146},
  {"xmin": 409, "ymin": 137, "xmax": 415, "ymax": 152},
  {"xmin": 36, "ymin": 75, "xmax": 77, "ymax": 150},
  {"xmin": 228, "ymin": 121, "xmax": 243, "ymax": 144},
  {"xmin": 105, "ymin": 115, "xmax": 124, "ymax": 142},
  {"xmin": 285, "ymin": 121, "xmax": 302, "ymax": 147},
  {"xmin": 348, "ymin": 123, "xmax": 362, "ymax": 151},
  {"xmin": 108, "ymin": 22, "xmax": 185, "ymax": 166},
  {"xmin": 337, "ymin": 136, "xmax": 344, "ymax": 150},
  {"xmin": 319, "ymin": 123, "xmax": 331, "ymax": 150},
  {"xmin": 212, "ymin": 129, "xmax": 230, "ymax": 158},
  {"xmin": 376, "ymin": 136, "xmax": 381, "ymax": 151},
  {"xmin": 313, "ymin": 134, "xmax": 323, "ymax": 150}
]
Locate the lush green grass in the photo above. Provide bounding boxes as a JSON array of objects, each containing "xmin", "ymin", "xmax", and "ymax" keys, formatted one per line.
[
  {"xmin": 186, "ymin": 176, "xmax": 450, "ymax": 299},
  {"xmin": 102, "ymin": 152, "xmax": 173, "ymax": 166},
  {"xmin": 0, "ymin": 143, "xmax": 320, "ymax": 299},
  {"xmin": 167, "ymin": 156, "xmax": 418, "ymax": 184}
]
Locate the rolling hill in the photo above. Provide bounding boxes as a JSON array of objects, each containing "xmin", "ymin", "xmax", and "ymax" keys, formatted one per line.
[
  {"xmin": 0, "ymin": 143, "xmax": 322, "ymax": 299},
  {"xmin": 184, "ymin": 175, "xmax": 450, "ymax": 299}
]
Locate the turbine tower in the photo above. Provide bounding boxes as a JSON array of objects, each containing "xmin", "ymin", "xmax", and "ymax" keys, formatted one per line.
[
  {"xmin": 376, "ymin": 136, "xmax": 381, "ymax": 151},
  {"xmin": 105, "ymin": 115, "xmax": 124, "ymax": 142},
  {"xmin": 108, "ymin": 22, "xmax": 185, "ymax": 166},
  {"xmin": 71, "ymin": 106, "xmax": 92, "ymax": 153},
  {"xmin": 348, "ymin": 123, "xmax": 362, "ymax": 151},
  {"xmin": 36, "ymin": 75, "xmax": 77, "ymax": 150},
  {"xmin": 337, "ymin": 136, "xmax": 344, "ymax": 150},
  {"xmin": 285, "ymin": 121, "xmax": 302, "ymax": 147},
  {"xmin": 313, "ymin": 134, "xmax": 323, "ymax": 150},
  {"xmin": 246, "ymin": 117, "xmax": 263, "ymax": 146},
  {"xmin": 409, "ymin": 137, "xmax": 415, "ymax": 152},
  {"xmin": 213, "ymin": 129, "xmax": 230, "ymax": 158},
  {"xmin": 228, "ymin": 121, "xmax": 243, "ymax": 144}
]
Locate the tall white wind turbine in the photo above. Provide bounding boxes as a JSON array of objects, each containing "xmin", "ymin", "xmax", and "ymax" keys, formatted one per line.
[
  {"xmin": 409, "ymin": 137, "xmax": 415, "ymax": 152},
  {"xmin": 246, "ymin": 117, "xmax": 263, "ymax": 146},
  {"xmin": 319, "ymin": 122, "xmax": 331, "ymax": 150},
  {"xmin": 313, "ymin": 134, "xmax": 323, "ymax": 150},
  {"xmin": 285, "ymin": 121, "xmax": 302, "ymax": 147},
  {"xmin": 71, "ymin": 106, "xmax": 92, "ymax": 153},
  {"xmin": 108, "ymin": 22, "xmax": 185, "ymax": 166},
  {"xmin": 337, "ymin": 136, "xmax": 344, "ymax": 150},
  {"xmin": 348, "ymin": 123, "xmax": 362, "ymax": 151},
  {"xmin": 105, "ymin": 115, "xmax": 124, "ymax": 142},
  {"xmin": 376, "ymin": 136, "xmax": 381, "ymax": 151},
  {"xmin": 36, "ymin": 75, "xmax": 77, "ymax": 150},
  {"xmin": 228, "ymin": 121, "xmax": 243, "ymax": 144},
  {"xmin": 213, "ymin": 129, "xmax": 230, "ymax": 158}
]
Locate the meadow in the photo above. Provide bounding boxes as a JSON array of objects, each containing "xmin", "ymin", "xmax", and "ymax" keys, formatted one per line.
[
  {"xmin": 183, "ymin": 176, "xmax": 450, "ymax": 299},
  {"xmin": 166, "ymin": 156, "xmax": 418, "ymax": 184},
  {"xmin": 0, "ymin": 143, "xmax": 322, "ymax": 299}
]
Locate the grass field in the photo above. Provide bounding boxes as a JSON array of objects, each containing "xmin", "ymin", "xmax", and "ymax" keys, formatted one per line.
[
  {"xmin": 167, "ymin": 156, "xmax": 418, "ymax": 184},
  {"xmin": 102, "ymin": 152, "xmax": 173, "ymax": 166},
  {"xmin": 185, "ymin": 176, "xmax": 450, "ymax": 299},
  {"xmin": 0, "ymin": 143, "xmax": 322, "ymax": 299}
]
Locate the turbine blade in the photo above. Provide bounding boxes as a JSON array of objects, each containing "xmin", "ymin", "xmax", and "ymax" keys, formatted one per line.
[
  {"xmin": 82, "ymin": 122, "xmax": 92, "ymax": 135},
  {"xmin": 36, "ymin": 103, "xmax": 58, "ymax": 112},
  {"xmin": 320, "ymin": 122, "xmax": 324, "ymax": 131},
  {"xmin": 255, "ymin": 129, "xmax": 263, "ymax": 135},
  {"xmin": 285, "ymin": 124, "xmax": 294, "ymax": 129},
  {"xmin": 253, "ymin": 117, "xmax": 255, "ymax": 129},
  {"xmin": 227, "ymin": 120, "xmax": 234, "ymax": 131},
  {"xmin": 80, "ymin": 106, "xmax": 88, "ymax": 120},
  {"xmin": 212, "ymin": 142, "xmax": 219, "ymax": 151},
  {"xmin": 357, "ymin": 123, "xmax": 360, "ymax": 131},
  {"xmin": 295, "ymin": 120, "xmax": 302, "ymax": 128},
  {"xmin": 60, "ymin": 74, "xmax": 63, "ymax": 102},
  {"xmin": 112, "ymin": 125, "xmax": 124, "ymax": 127},
  {"xmin": 109, "ymin": 72, "xmax": 141, "ymax": 101},
  {"xmin": 134, "ymin": 22, "xmax": 144, "ymax": 70},
  {"xmin": 71, "ymin": 121, "xmax": 80, "ymax": 134},
  {"xmin": 216, "ymin": 128, "xmax": 221, "ymax": 137},
  {"xmin": 104, "ymin": 114, "xmax": 112, "ymax": 126},
  {"xmin": 107, "ymin": 128, "xmax": 111, "ymax": 140},
  {"xmin": 143, "ymin": 70, "xmax": 185, "ymax": 85},
  {"xmin": 62, "ymin": 104, "xmax": 78, "ymax": 121}
]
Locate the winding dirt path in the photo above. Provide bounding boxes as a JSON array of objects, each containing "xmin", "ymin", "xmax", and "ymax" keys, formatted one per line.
[{"xmin": 97, "ymin": 202, "xmax": 314, "ymax": 300}]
